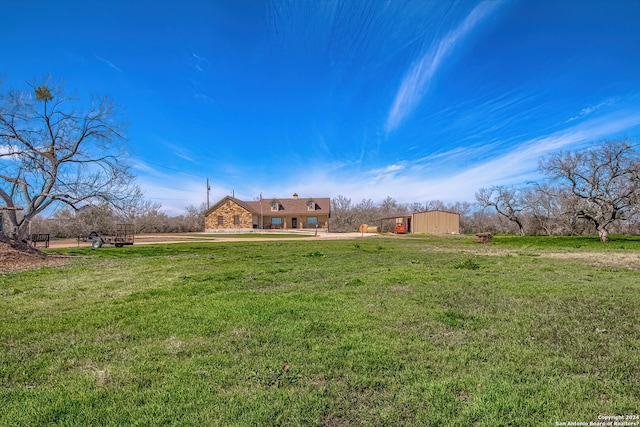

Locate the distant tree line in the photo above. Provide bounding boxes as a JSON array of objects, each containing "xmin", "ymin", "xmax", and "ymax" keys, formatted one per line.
[
  {"xmin": 5, "ymin": 78, "xmax": 637, "ymax": 243},
  {"xmin": 30, "ymin": 202, "xmax": 207, "ymax": 238},
  {"xmin": 330, "ymin": 195, "xmax": 475, "ymax": 233},
  {"xmin": 25, "ymin": 139, "xmax": 640, "ymax": 242},
  {"xmin": 475, "ymin": 139, "xmax": 640, "ymax": 242},
  {"xmin": 331, "ymin": 139, "xmax": 640, "ymax": 241}
]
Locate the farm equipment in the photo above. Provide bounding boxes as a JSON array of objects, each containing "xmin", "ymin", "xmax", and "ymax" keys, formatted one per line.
[
  {"xmin": 394, "ymin": 222, "xmax": 407, "ymax": 234},
  {"xmin": 90, "ymin": 224, "xmax": 135, "ymax": 248}
]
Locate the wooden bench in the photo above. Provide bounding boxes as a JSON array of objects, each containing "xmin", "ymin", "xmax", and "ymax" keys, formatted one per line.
[{"xmin": 30, "ymin": 233, "xmax": 50, "ymax": 248}]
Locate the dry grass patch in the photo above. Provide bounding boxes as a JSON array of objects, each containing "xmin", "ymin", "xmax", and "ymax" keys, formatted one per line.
[
  {"xmin": 83, "ymin": 364, "xmax": 112, "ymax": 388},
  {"xmin": 543, "ymin": 251, "xmax": 640, "ymax": 269}
]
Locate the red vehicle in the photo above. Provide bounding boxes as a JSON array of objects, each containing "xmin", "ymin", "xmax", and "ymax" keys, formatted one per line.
[{"xmin": 394, "ymin": 223, "xmax": 407, "ymax": 234}]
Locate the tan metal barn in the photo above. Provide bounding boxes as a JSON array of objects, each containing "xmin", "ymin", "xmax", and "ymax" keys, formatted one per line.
[{"xmin": 411, "ymin": 210, "xmax": 460, "ymax": 234}]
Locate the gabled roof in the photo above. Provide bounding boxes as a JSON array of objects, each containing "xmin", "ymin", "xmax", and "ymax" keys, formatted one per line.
[
  {"xmin": 204, "ymin": 196, "xmax": 256, "ymax": 217},
  {"xmin": 205, "ymin": 196, "xmax": 331, "ymax": 216},
  {"xmin": 246, "ymin": 197, "xmax": 331, "ymax": 215}
]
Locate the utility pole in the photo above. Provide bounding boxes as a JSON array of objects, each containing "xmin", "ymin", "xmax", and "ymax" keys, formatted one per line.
[{"xmin": 206, "ymin": 178, "xmax": 211, "ymax": 210}]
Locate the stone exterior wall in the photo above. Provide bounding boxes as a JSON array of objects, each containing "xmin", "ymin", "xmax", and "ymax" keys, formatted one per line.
[{"xmin": 205, "ymin": 200, "xmax": 254, "ymax": 230}]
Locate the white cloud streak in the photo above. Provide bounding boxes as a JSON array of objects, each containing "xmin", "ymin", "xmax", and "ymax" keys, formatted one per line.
[
  {"xmin": 0, "ymin": 145, "xmax": 14, "ymax": 156},
  {"xmin": 328, "ymin": 110, "xmax": 640, "ymax": 204},
  {"xmin": 386, "ymin": 1, "xmax": 500, "ymax": 133},
  {"xmin": 139, "ymin": 181, "xmax": 208, "ymax": 216},
  {"xmin": 134, "ymin": 110, "xmax": 640, "ymax": 215},
  {"xmin": 160, "ymin": 140, "xmax": 195, "ymax": 163},
  {"xmin": 566, "ymin": 99, "xmax": 614, "ymax": 122},
  {"xmin": 95, "ymin": 55, "xmax": 123, "ymax": 72},
  {"xmin": 191, "ymin": 51, "xmax": 208, "ymax": 72}
]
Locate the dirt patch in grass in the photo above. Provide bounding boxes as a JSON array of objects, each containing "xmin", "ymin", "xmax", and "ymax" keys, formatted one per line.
[
  {"xmin": 471, "ymin": 246, "xmax": 640, "ymax": 269},
  {"xmin": 423, "ymin": 242, "xmax": 640, "ymax": 270},
  {"xmin": 0, "ymin": 235, "xmax": 70, "ymax": 273},
  {"xmin": 543, "ymin": 251, "xmax": 640, "ymax": 270}
]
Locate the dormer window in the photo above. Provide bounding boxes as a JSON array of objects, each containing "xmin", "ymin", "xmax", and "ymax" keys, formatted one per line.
[
  {"xmin": 271, "ymin": 200, "xmax": 278, "ymax": 211},
  {"xmin": 307, "ymin": 199, "xmax": 315, "ymax": 211}
]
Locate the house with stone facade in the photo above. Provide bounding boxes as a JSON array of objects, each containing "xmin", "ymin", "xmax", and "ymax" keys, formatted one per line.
[{"xmin": 204, "ymin": 194, "xmax": 331, "ymax": 232}]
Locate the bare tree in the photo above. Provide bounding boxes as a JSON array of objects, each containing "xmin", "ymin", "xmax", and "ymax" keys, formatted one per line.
[
  {"xmin": 179, "ymin": 203, "xmax": 206, "ymax": 232},
  {"xmin": 425, "ymin": 200, "xmax": 447, "ymax": 211},
  {"xmin": 407, "ymin": 202, "xmax": 424, "ymax": 213},
  {"xmin": 539, "ymin": 139, "xmax": 640, "ymax": 242},
  {"xmin": 378, "ymin": 196, "xmax": 401, "ymax": 218},
  {"xmin": 0, "ymin": 78, "xmax": 141, "ymax": 240},
  {"xmin": 522, "ymin": 184, "xmax": 565, "ymax": 235},
  {"xmin": 330, "ymin": 195, "xmax": 354, "ymax": 232},
  {"xmin": 448, "ymin": 201, "xmax": 473, "ymax": 233},
  {"xmin": 475, "ymin": 186, "xmax": 526, "ymax": 236},
  {"xmin": 353, "ymin": 198, "xmax": 376, "ymax": 229}
]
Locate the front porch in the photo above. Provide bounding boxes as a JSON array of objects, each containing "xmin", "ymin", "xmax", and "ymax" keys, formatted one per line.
[{"xmin": 259, "ymin": 215, "xmax": 329, "ymax": 231}]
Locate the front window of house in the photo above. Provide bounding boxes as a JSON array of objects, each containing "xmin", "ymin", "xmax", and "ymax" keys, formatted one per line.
[
  {"xmin": 271, "ymin": 217, "xmax": 282, "ymax": 225},
  {"xmin": 307, "ymin": 217, "xmax": 317, "ymax": 225}
]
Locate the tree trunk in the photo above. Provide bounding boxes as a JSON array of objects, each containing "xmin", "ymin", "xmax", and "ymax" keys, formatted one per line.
[
  {"xmin": 514, "ymin": 218, "xmax": 525, "ymax": 236},
  {"xmin": 11, "ymin": 222, "xmax": 29, "ymax": 242},
  {"xmin": 597, "ymin": 227, "xmax": 610, "ymax": 242}
]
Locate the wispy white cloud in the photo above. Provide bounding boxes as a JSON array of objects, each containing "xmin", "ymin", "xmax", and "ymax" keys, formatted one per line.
[
  {"xmin": 386, "ymin": 1, "xmax": 500, "ymax": 133},
  {"xmin": 189, "ymin": 77, "xmax": 214, "ymax": 103},
  {"xmin": 130, "ymin": 159, "xmax": 159, "ymax": 175},
  {"xmin": 566, "ymin": 99, "xmax": 614, "ymax": 122},
  {"xmin": 192, "ymin": 51, "xmax": 207, "ymax": 62},
  {"xmin": 194, "ymin": 92, "xmax": 213, "ymax": 103},
  {"xmin": 95, "ymin": 55, "xmax": 123, "ymax": 72},
  {"xmin": 0, "ymin": 145, "xmax": 15, "ymax": 157},
  {"xmin": 130, "ymin": 105, "xmax": 640, "ymax": 216},
  {"xmin": 149, "ymin": 139, "xmax": 196, "ymax": 163},
  {"xmin": 191, "ymin": 51, "xmax": 208, "ymax": 72},
  {"xmin": 369, "ymin": 162, "xmax": 406, "ymax": 175},
  {"xmin": 313, "ymin": 109, "xmax": 640, "ymax": 204},
  {"xmin": 137, "ymin": 176, "xmax": 210, "ymax": 215}
]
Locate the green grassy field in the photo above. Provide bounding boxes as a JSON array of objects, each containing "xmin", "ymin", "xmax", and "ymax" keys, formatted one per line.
[
  {"xmin": 1, "ymin": 235, "xmax": 639, "ymax": 426},
  {"xmin": 189, "ymin": 233, "xmax": 310, "ymax": 239}
]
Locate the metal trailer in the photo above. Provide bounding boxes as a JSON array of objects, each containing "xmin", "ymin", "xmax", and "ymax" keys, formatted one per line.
[{"xmin": 91, "ymin": 224, "xmax": 135, "ymax": 248}]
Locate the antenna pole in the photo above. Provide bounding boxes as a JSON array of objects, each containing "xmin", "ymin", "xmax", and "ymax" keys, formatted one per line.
[{"xmin": 206, "ymin": 178, "xmax": 211, "ymax": 209}]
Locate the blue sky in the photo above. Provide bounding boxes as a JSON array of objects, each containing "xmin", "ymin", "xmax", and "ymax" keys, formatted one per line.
[{"xmin": 2, "ymin": 0, "xmax": 640, "ymax": 215}]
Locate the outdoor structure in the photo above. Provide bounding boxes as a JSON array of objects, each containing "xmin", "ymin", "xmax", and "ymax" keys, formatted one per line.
[
  {"xmin": 381, "ymin": 210, "xmax": 460, "ymax": 235},
  {"xmin": 204, "ymin": 194, "xmax": 331, "ymax": 232},
  {"xmin": 412, "ymin": 210, "xmax": 460, "ymax": 234}
]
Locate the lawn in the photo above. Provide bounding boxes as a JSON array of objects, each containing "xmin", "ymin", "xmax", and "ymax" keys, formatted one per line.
[{"xmin": 1, "ymin": 235, "xmax": 639, "ymax": 426}]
